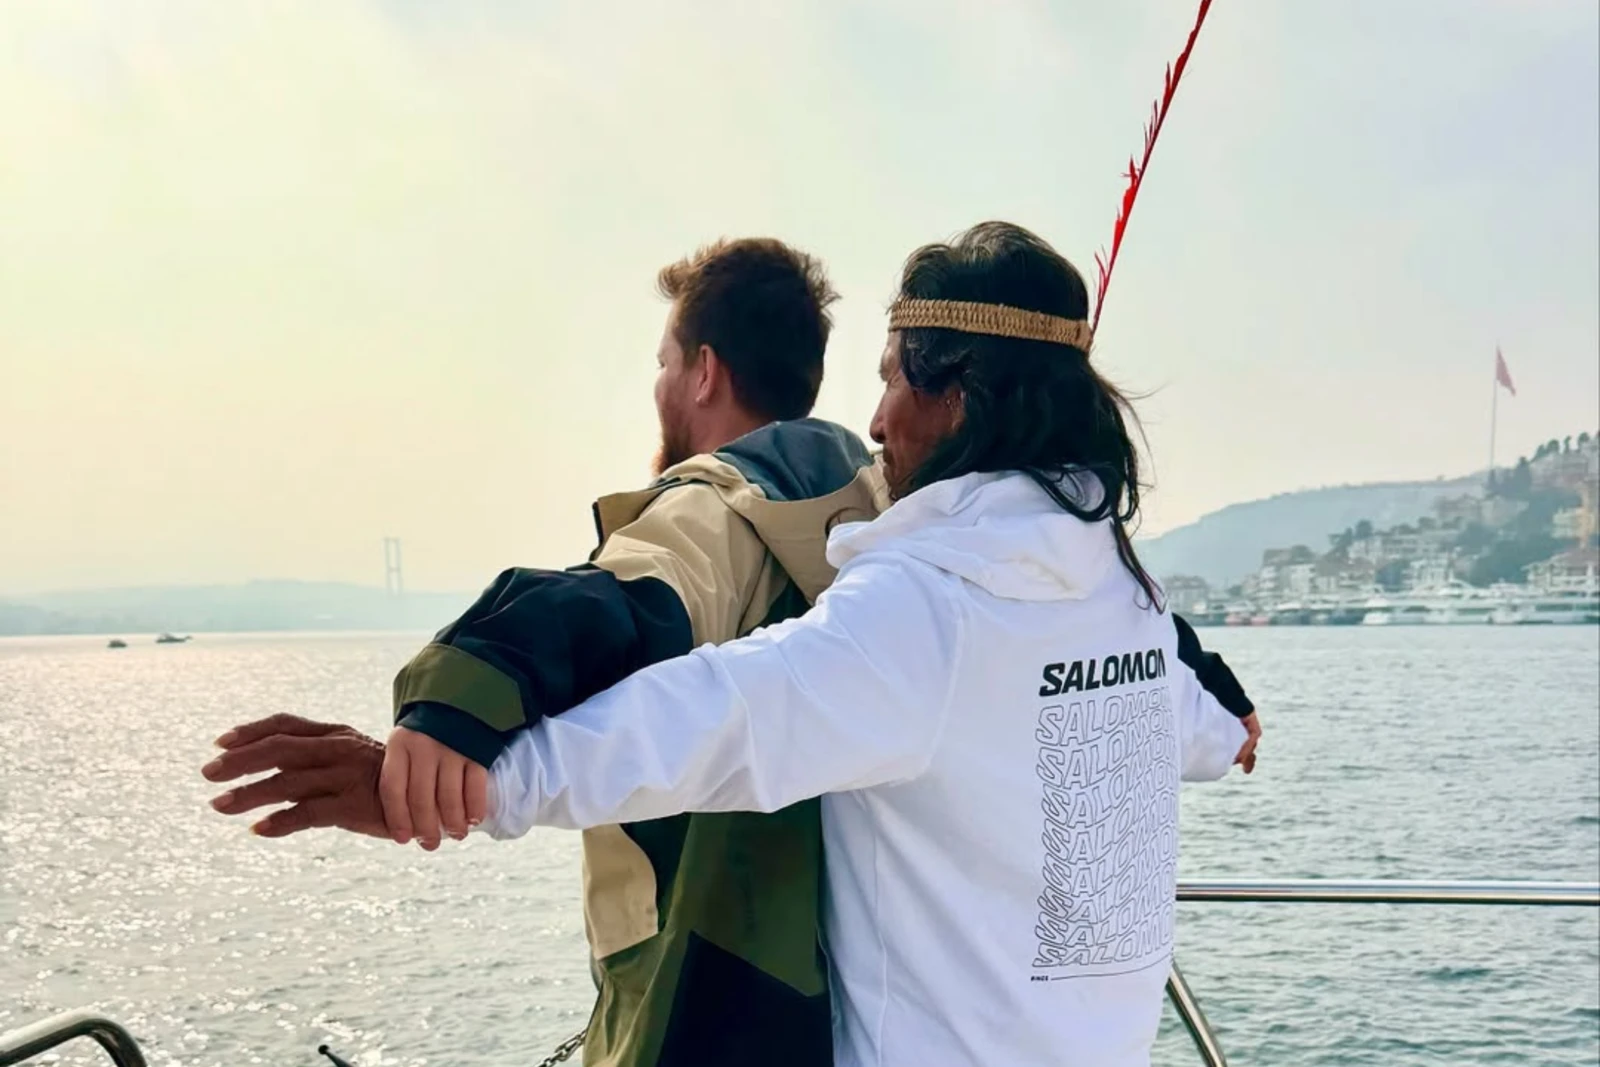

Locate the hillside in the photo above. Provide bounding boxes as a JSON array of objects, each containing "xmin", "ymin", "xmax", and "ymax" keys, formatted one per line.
[
  {"xmin": 0, "ymin": 580, "xmax": 473, "ymax": 637},
  {"xmin": 1136, "ymin": 475, "xmax": 1483, "ymax": 587}
]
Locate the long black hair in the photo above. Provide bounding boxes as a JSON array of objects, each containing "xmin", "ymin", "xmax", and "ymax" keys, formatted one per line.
[{"xmin": 895, "ymin": 220, "xmax": 1163, "ymax": 608}]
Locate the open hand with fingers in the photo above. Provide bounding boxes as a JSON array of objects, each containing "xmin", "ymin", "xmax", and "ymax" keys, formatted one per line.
[{"xmin": 202, "ymin": 714, "xmax": 392, "ymax": 838}]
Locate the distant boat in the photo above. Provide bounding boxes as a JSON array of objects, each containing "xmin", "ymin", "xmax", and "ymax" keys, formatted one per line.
[
  {"xmin": 155, "ymin": 633, "xmax": 191, "ymax": 644},
  {"xmin": 107, "ymin": 639, "xmax": 127, "ymax": 649}
]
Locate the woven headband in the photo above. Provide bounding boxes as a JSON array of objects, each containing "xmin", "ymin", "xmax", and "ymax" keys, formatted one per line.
[{"xmin": 888, "ymin": 298, "xmax": 1093, "ymax": 351}]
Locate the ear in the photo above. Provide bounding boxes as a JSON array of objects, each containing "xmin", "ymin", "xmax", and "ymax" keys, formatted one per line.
[
  {"xmin": 943, "ymin": 386, "xmax": 966, "ymax": 432},
  {"xmin": 693, "ymin": 344, "xmax": 722, "ymax": 406}
]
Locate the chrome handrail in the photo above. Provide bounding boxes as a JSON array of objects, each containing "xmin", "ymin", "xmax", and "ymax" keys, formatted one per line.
[
  {"xmin": 1177, "ymin": 878, "xmax": 1600, "ymax": 906},
  {"xmin": 1165, "ymin": 878, "xmax": 1600, "ymax": 1067},
  {"xmin": 1167, "ymin": 961, "xmax": 1231, "ymax": 1066},
  {"xmin": 0, "ymin": 1010, "xmax": 148, "ymax": 1067}
]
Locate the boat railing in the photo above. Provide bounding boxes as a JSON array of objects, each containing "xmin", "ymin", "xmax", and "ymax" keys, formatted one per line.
[
  {"xmin": 0, "ymin": 1010, "xmax": 147, "ymax": 1067},
  {"xmin": 5, "ymin": 879, "xmax": 1596, "ymax": 1066},
  {"xmin": 1166, "ymin": 878, "xmax": 1600, "ymax": 1067}
]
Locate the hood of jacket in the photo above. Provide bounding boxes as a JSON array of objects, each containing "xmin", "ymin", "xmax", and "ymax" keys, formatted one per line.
[
  {"xmin": 826, "ymin": 470, "xmax": 1118, "ymax": 602},
  {"xmin": 593, "ymin": 418, "xmax": 889, "ymax": 603}
]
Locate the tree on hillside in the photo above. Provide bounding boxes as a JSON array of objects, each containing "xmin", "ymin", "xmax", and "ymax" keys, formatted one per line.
[
  {"xmin": 1355, "ymin": 519, "xmax": 1374, "ymax": 540},
  {"xmin": 1497, "ymin": 457, "xmax": 1534, "ymax": 499},
  {"xmin": 1376, "ymin": 560, "xmax": 1410, "ymax": 592},
  {"xmin": 1579, "ymin": 431, "xmax": 1592, "ymax": 449},
  {"xmin": 1467, "ymin": 536, "xmax": 1562, "ymax": 587},
  {"xmin": 1464, "ymin": 486, "xmax": 1583, "ymax": 587},
  {"xmin": 1454, "ymin": 523, "xmax": 1495, "ymax": 554},
  {"xmin": 1564, "ymin": 436, "xmax": 1574, "ymax": 453},
  {"xmin": 1520, "ymin": 487, "xmax": 1582, "ymax": 539},
  {"xmin": 1547, "ymin": 438, "xmax": 1561, "ymax": 457}
]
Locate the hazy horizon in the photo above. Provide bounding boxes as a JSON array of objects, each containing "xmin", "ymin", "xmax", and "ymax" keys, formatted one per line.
[
  {"xmin": 0, "ymin": 452, "xmax": 1514, "ymax": 600},
  {"xmin": 0, "ymin": 435, "xmax": 1554, "ymax": 601},
  {"xmin": 5, "ymin": 0, "xmax": 1598, "ymax": 598}
]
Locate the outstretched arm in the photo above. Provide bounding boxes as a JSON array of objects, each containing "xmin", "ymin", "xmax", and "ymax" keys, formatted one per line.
[
  {"xmin": 1173, "ymin": 613, "xmax": 1260, "ymax": 772},
  {"xmin": 466, "ymin": 557, "xmax": 962, "ymax": 837},
  {"xmin": 204, "ymin": 482, "xmax": 771, "ymax": 842},
  {"xmin": 1172, "ymin": 613, "xmax": 1253, "ymax": 716},
  {"xmin": 393, "ymin": 481, "xmax": 769, "ymax": 768}
]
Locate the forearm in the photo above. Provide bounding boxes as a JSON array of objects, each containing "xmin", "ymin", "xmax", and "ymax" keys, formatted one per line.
[
  {"xmin": 479, "ymin": 558, "xmax": 960, "ymax": 837},
  {"xmin": 479, "ymin": 648, "xmax": 779, "ymax": 836}
]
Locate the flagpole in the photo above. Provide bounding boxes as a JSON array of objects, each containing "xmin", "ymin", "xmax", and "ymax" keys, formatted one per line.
[{"xmin": 1488, "ymin": 349, "xmax": 1499, "ymax": 487}]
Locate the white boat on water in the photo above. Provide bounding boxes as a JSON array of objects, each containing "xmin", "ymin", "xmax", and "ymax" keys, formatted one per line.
[
  {"xmin": 1419, "ymin": 581, "xmax": 1502, "ymax": 625},
  {"xmin": 1490, "ymin": 589, "xmax": 1600, "ymax": 625},
  {"xmin": 1355, "ymin": 581, "xmax": 1598, "ymax": 627},
  {"xmin": 1359, "ymin": 593, "xmax": 1431, "ymax": 626}
]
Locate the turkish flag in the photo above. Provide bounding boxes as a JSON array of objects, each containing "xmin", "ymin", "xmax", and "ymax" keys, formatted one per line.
[{"xmin": 1495, "ymin": 348, "xmax": 1516, "ymax": 396}]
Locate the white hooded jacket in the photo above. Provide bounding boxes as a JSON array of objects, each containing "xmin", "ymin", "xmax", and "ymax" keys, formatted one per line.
[{"xmin": 482, "ymin": 470, "xmax": 1248, "ymax": 1067}]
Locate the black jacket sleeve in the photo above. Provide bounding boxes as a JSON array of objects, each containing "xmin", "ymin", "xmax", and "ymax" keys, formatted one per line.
[
  {"xmin": 392, "ymin": 481, "xmax": 770, "ymax": 768},
  {"xmin": 1172, "ymin": 613, "xmax": 1255, "ymax": 719},
  {"xmin": 393, "ymin": 565, "xmax": 693, "ymax": 766}
]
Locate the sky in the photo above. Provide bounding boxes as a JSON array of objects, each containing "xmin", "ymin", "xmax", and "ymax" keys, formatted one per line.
[{"xmin": 2, "ymin": 0, "xmax": 1596, "ymax": 596}]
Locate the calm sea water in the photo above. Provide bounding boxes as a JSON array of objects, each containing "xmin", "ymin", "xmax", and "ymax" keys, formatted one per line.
[{"xmin": 2, "ymin": 627, "xmax": 1596, "ymax": 1067}]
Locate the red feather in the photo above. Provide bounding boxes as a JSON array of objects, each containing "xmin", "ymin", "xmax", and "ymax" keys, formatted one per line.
[{"xmin": 1091, "ymin": 0, "xmax": 1215, "ymax": 333}]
